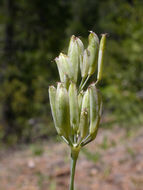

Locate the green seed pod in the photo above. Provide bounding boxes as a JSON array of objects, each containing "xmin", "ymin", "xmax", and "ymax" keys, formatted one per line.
[
  {"xmin": 89, "ymin": 84, "xmax": 102, "ymax": 135},
  {"xmin": 78, "ymin": 91, "xmax": 84, "ymax": 115},
  {"xmin": 76, "ymin": 37, "xmax": 84, "ymax": 56},
  {"xmin": 68, "ymin": 35, "xmax": 79, "ymax": 83},
  {"xmin": 97, "ymin": 34, "xmax": 107, "ymax": 82},
  {"xmin": 56, "ymin": 84, "xmax": 70, "ymax": 139},
  {"xmin": 55, "ymin": 57, "xmax": 64, "ymax": 82},
  {"xmin": 55, "ymin": 53, "xmax": 70, "ymax": 82},
  {"xmin": 81, "ymin": 89, "xmax": 90, "ymax": 120},
  {"xmin": 49, "ymin": 86, "xmax": 61, "ymax": 135},
  {"xmin": 57, "ymin": 82, "xmax": 62, "ymax": 93},
  {"xmin": 80, "ymin": 49, "xmax": 90, "ymax": 78},
  {"xmin": 69, "ymin": 82, "xmax": 79, "ymax": 132},
  {"xmin": 59, "ymin": 53, "xmax": 70, "ymax": 75},
  {"xmin": 87, "ymin": 31, "xmax": 99, "ymax": 76},
  {"xmin": 79, "ymin": 110, "xmax": 88, "ymax": 140},
  {"xmin": 90, "ymin": 117, "xmax": 100, "ymax": 140},
  {"xmin": 76, "ymin": 37, "xmax": 84, "ymax": 65},
  {"xmin": 63, "ymin": 74, "xmax": 70, "ymax": 90}
]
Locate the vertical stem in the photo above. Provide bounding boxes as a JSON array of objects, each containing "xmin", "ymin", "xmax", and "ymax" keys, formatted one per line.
[
  {"xmin": 69, "ymin": 156, "xmax": 77, "ymax": 190},
  {"xmin": 69, "ymin": 147, "xmax": 80, "ymax": 190}
]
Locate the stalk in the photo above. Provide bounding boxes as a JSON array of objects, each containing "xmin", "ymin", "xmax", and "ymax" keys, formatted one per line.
[
  {"xmin": 79, "ymin": 77, "xmax": 85, "ymax": 91},
  {"xmin": 80, "ymin": 75, "xmax": 90, "ymax": 91},
  {"xmin": 69, "ymin": 147, "xmax": 80, "ymax": 190}
]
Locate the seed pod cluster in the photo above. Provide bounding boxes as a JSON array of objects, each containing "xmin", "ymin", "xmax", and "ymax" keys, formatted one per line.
[{"xmin": 49, "ymin": 31, "xmax": 106, "ymax": 147}]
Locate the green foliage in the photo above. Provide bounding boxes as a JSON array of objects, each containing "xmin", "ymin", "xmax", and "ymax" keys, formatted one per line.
[
  {"xmin": 99, "ymin": 0, "xmax": 143, "ymax": 126},
  {"xmin": 0, "ymin": 0, "xmax": 71, "ymax": 144}
]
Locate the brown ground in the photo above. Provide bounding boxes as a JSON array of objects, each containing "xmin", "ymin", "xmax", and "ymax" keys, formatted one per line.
[{"xmin": 0, "ymin": 127, "xmax": 143, "ymax": 190}]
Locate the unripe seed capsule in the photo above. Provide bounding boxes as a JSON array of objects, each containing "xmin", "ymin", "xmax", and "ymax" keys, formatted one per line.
[
  {"xmin": 97, "ymin": 34, "xmax": 107, "ymax": 82},
  {"xmin": 87, "ymin": 31, "xmax": 99, "ymax": 76},
  {"xmin": 49, "ymin": 86, "xmax": 61, "ymax": 135},
  {"xmin": 81, "ymin": 49, "xmax": 90, "ymax": 78},
  {"xmin": 57, "ymin": 82, "xmax": 62, "ymax": 94},
  {"xmin": 55, "ymin": 57, "xmax": 64, "ymax": 82},
  {"xmin": 64, "ymin": 74, "xmax": 70, "ymax": 90},
  {"xmin": 68, "ymin": 35, "xmax": 80, "ymax": 83},
  {"xmin": 89, "ymin": 84, "xmax": 102, "ymax": 135},
  {"xmin": 79, "ymin": 110, "xmax": 88, "ymax": 139},
  {"xmin": 81, "ymin": 89, "xmax": 90, "ymax": 121},
  {"xmin": 76, "ymin": 37, "xmax": 84, "ymax": 57},
  {"xmin": 69, "ymin": 82, "xmax": 79, "ymax": 132},
  {"xmin": 55, "ymin": 53, "xmax": 70, "ymax": 83},
  {"xmin": 90, "ymin": 116, "xmax": 100, "ymax": 140},
  {"xmin": 78, "ymin": 91, "xmax": 84, "ymax": 115},
  {"xmin": 77, "ymin": 37, "xmax": 84, "ymax": 68},
  {"xmin": 56, "ymin": 85, "xmax": 70, "ymax": 139},
  {"xmin": 59, "ymin": 53, "xmax": 70, "ymax": 75}
]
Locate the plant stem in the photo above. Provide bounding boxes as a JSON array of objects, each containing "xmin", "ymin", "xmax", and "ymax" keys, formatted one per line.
[
  {"xmin": 69, "ymin": 156, "xmax": 77, "ymax": 190},
  {"xmin": 80, "ymin": 75, "xmax": 90, "ymax": 91},
  {"xmin": 79, "ymin": 77, "xmax": 85, "ymax": 91},
  {"xmin": 69, "ymin": 147, "xmax": 80, "ymax": 190}
]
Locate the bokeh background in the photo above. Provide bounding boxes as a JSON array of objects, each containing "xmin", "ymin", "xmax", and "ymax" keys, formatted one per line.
[{"xmin": 0, "ymin": 0, "xmax": 143, "ymax": 189}]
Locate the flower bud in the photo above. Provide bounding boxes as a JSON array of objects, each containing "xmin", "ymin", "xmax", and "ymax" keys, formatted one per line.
[
  {"xmin": 97, "ymin": 34, "xmax": 107, "ymax": 82},
  {"xmin": 87, "ymin": 31, "xmax": 99, "ymax": 76},
  {"xmin": 89, "ymin": 84, "xmax": 102, "ymax": 136},
  {"xmin": 49, "ymin": 86, "xmax": 61, "ymax": 135},
  {"xmin": 56, "ymin": 84, "xmax": 70, "ymax": 139},
  {"xmin": 79, "ymin": 110, "xmax": 88, "ymax": 140},
  {"xmin": 80, "ymin": 49, "xmax": 90, "ymax": 78},
  {"xmin": 69, "ymin": 82, "xmax": 79, "ymax": 132},
  {"xmin": 68, "ymin": 35, "xmax": 80, "ymax": 83}
]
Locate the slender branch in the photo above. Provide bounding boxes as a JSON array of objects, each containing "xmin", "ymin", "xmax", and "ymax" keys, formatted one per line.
[
  {"xmin": 79, "ymin": 77, "xmax": 85, "ymax": 91},
  {"xmin": 79, "ymin": 75, "xmax": 90, "ymax": 92}
]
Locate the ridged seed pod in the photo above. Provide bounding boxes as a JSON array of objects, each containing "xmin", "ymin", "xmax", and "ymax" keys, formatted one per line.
[
  {"xmin": 56, "ymin": 84, "xmax": 70, "ymax": 139},
  {"xmin": 97, "ymin": 34, "xmax": 107, "ymax": 82},
  {"xmin": 87, "ymin": 31, "xmax": 99, "ymax": 76},
  {"xmin": 89, "ymin": 84, "xmax": 102, "ymax": 136},
  {"xmin": 80, "ymin": 49, "xmax": 90, "ymax": 78},
  {"xmin": 63, "ymin": 74, "xmax": 70, "ymax": 89},
  {"xmin": 55, "ymin": 53, "xmax": 70, "ymax": 82},
  {"xmin": 76, "ymin": 37, "xmax": 84, "ymax": 57},
  {"xmin": 79, "ymin": 110, "xmax": 88, "ymax": 140},
  {"xmin": 78, "ymin": 91, "xmax": 84, "ymax": 116},
  {"xmin": 55, "ymin": 57, "xmax": 64, "ymax": 82},
  {"xmin": 49, "ymin": 86, "xmax": 62, "ymax": 135},
  {"xmin": 69, "ymin": 82, "xmax": 79, "ymax": 132},
  {"xmin": 81, "ymin": 89, "xmax": 90, "ymax": 120},
  {"xmin": 77, "ymin": 37, "xmax": 84, "ymax": 66},
  {"xmin": 68, "ymin": 35, "xmax": 80, "ymax": 83}
]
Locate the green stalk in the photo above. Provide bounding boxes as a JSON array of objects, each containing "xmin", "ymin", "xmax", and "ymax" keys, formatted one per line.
[
  {"xmin": 69, "ymin": 147, "xmax": 80, "ymax": 190},
  {"xmin": 80, "ymin": 75, "xmax": 90, "ymax": 91},
  {"xmin": 79, "ymin": 77, "xmax": 85, "ymax": 91}
]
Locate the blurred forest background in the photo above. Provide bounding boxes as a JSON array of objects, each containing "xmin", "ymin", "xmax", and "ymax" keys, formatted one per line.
[{"xmin": 0, "ymin": 0, "xmax": 143, "ymax": 145}]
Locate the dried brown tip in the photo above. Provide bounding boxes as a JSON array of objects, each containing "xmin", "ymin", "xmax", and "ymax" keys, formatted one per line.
[{"xmin": 101, "ymin": 33, "xmax": 109, "ymax": 37}]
